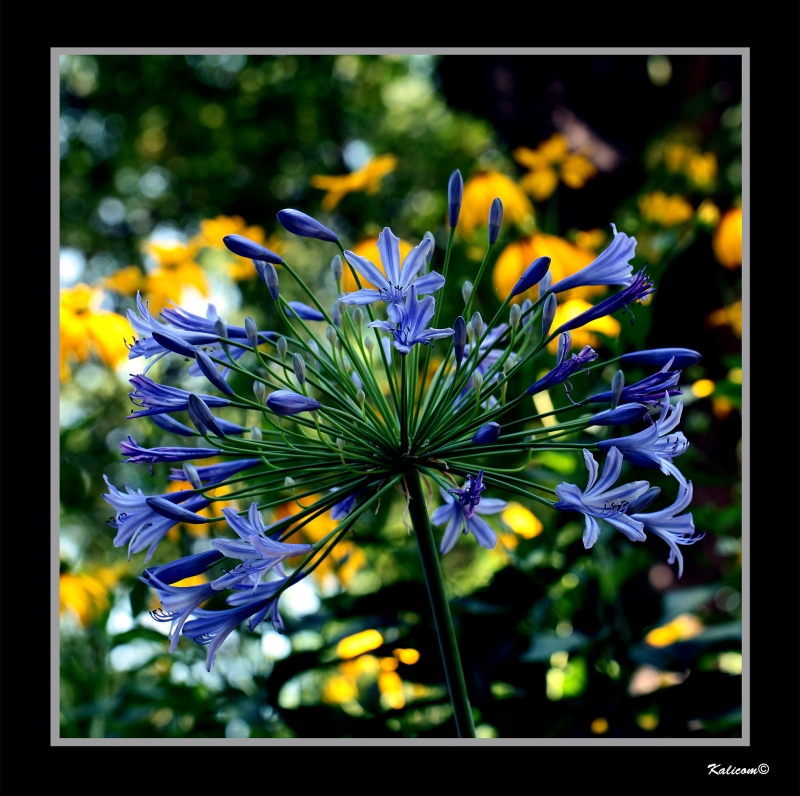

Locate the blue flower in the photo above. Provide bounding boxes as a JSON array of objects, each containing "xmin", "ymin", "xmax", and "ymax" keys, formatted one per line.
[
  {"xmin": 368, "ymin": 285, "xmax": 454, "ymax": 355},
  {"xmin": 451, "ymin": 323, "xmax": 511, "ymax": 411},
  {"xmin": 341, "ymin": 228, "xmax": 444, "ymax": 323},
  {"xmin": 628, "ymin": 482, "xmax": 702, "ymax": 578},
  {"xmin": 488, "ymin": 198, "xmax": 503, "ymax": 244},
  {"xmin": 554, "ymin": 447, "xmax": 650, "ymax": 548},
  {"xmin": 511, "ymin": 256, "xmax": 551, "ymax": 297},
  {"xmin": 223, "ymin": 234, "xmax": 283, "ymax": 264},
  {"xmin": 286, "ymin": 301, "xmax": 324, "ymax": 321},
  {"xmin": 330, "ymin": 488, "xmax": 365, "ymax": 521},
  {"xmin": 103, "ymin": 475, "xmax": 210, "ymax": 560},
  {"xmin": 169, "ymin": 458, "xmax": 261, "ymax": 484},
  {"xmin": 597, "ymin": 398, "xmax": 689, "ymax": 486},
  {"xmin": 433, "ymin": 486, "xmax": 506, "ymax": 554},
  {"xmin": 127, "ymin": 374, "xmax": 230, "ymax": 420},
  {"xmin": 146, "ymin": 496, "xmax": 212, "ymax": 525},
  {"xmin": 550, "ymin": 223, "xmax": 637, "ymax": 294},
  {"xmin": 620, "ymin": 348, "xmax": 701, "ymax": 369},
  {"xmin": 590, "ymin": 403, "xmax": 649, "ymax": 426},
  {"xmin": 266, "ymin": 389, "xmax": 322, "ymax": 416},
  {"xmin": 119, "ymin": 436, "xmax": 219, "ymax": 475},
  {"xmin": 448, "ymin": 169, "xmax": 463, "ymax": 228},
  {"xmin": 447, "ymin": 470, "xmax": 486, "ymax": 521},
  {"xmin": 526, "ymin": 343, "xmax": 598, "ymax": 398},
  {"xmin": 453, "ymin": 315, "xmax": 467, "ymax": 364},
  {"xmin": 472, "ymin": 422, "xmax": 501, "ymax": 445},
  {"xmin": 145, "ymin": 573, "xmax": 218, "ymax": 652},
  {"xmin": 277, "ymin": 209, "xmax": 339, "ymax": 242},
  {"xmin": 143, "ymin": 549, "xmax": 224, "ymax": 585},
  {"xmin": 209, "ymin": 503, "xmax": 314, "ymax": 591},
  {"xmin": 148, "ymin": 413, "xmax": 199, "ymax": 437},
  {"xmin": 587, "ymin": 360, "xmax": 682, "ymax": 406},
  {"xmin": 554, "ymin": 270, "xmax": 655, "ymax": 335}
]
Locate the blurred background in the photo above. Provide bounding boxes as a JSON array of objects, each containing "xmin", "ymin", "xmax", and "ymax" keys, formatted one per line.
[{"xmin": 59, "ymin": 54, "xmax": 742, "ymax": 739}]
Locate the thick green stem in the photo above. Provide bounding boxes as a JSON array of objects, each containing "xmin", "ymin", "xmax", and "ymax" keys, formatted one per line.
[{"xmin": 405, "ymin": 469, "xmax": 476, "ymax": 738}]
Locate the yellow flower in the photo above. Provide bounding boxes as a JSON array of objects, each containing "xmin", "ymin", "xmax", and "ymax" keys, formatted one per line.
[
  {"xmin": 547, "ymin": 298, "xmax": 621, "ymax": 353},
  {"xmin": 574, "ymin": 228, "xmax": 606, "ymax": 252},
  {"xmin": 60, "ymin": 564, "xmax": 125, "ymax": 626},
  {"xmin": 663, "ymin": 143, "xmax": 693, "ymax": 173},
  {"xmin": 695, "ymin": 199, "xmax": 721, "ymax": 229},
  {"xmin": 59, "ymin": 284, "xmax": 132, "ymax": 381},
  {"xmin": 638, "ymin": 191, "xmax": 694, "ymax": 227},
  {"xmin": 493, "ymin": 234, "xmax": 601, "ymax": 302},
  {"xmin": 514, "ymin": 134, "xmax": 597, "ymax": 201},
  {"xmin": 458, "ymin": 171, "xmax": 534, "ymax": 238},
  {"xmin": 501, "ymin": 502, "xmax": 543, "ymax": 539},
  {"xmin": 310, "ymin": 154, "xmax": 398, "ymax": 211},
  {"xmin": 712, "ymin": 207, "xmax": 742, "ymax": 269},
  {"xmin": 645, "ymin": 614, "xmax": 703, "ymax": 647},
  {"xmin": 686, "ymin": 152, "xmax": 717, "ymax": 188},
  {"xmin": 706, "ymin": 300, "xmax": 742, "ymax": 338},
  {"xmin": 104, "ymin": 265, "xmax": 146, "ymax": 296},
  {"xmin": 342, "ymin": 235, "xmax": 415, "ymax": 293},
  {"xmin": 142, "ymin": 239, "xmax": 209, "ymax": 313},
  {"xmin": 337, "ymin": 629, "xmax": 384, "ymax": 659}
]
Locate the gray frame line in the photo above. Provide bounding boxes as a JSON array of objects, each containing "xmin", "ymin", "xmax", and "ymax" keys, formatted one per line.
[{"xmin": 53, "ymin": 47, "xmax": 749, "ymax": 746}]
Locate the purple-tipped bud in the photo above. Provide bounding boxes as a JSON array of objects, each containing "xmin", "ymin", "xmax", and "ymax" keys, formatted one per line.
[
  {"xmin": 557, "ymin": 332, "xmax": 572, "ymax": 365},
  {"xmin": 620, "ymin": 348, "xmax": 702, "ymax": 369},
  {"xmin": 152, "ymin": 331, "xmax": 197, "ymax": 358},
  {"xmin": 196, "ymin": 350, "xmax": 235, "ymax": 396},
  {"xmin": 511, "ymin": 256, "xmax": 551, "ymax": 297},
  {"xmin": 245, "ymin": 317, "xmax": 259, "ymax": 348},
  {"xmin": 472, "ymin": 421, "xmax": 501, "ymax": 445},
  {"xmin": 488, "ymin": 198, "xmax": 503, "ymax": 244},
  {"xmin": 223, "ymin": 234, "xmax": 283, "ymax": 264},
  {"xmin": 590, "ymin": 402, "xmax": 648, "ymax": 426},
  {"xmin": 277, "ymin": 209, "xmax": 339, "ymax": 243},
  {"xmin": 188, "ymin": 394, "xmax": 224, "ymax": 437},
  {"xmin": 292, "ymin": 353, "xmax": 306, "ymax": 385},
  {"xmin": 266, "ymin": 389, "xmax": 322, "ymax": 416},
  {"xmin": 261, "ymin": 262, "xmax": 279, "ymax": 300},
  {"xmin": 611, "ymin": 370, "xmax": 625, "ymax": 409},
  {"xmin": 453, "ymin": 316, "xmax": 467, "ymax": 364},
  {"xmin": 448, "ymin": 169, "xmax": 464, "ymax": 228},
  {"xmin": 331, "ymin": 254, "xmax": 343, "ymax": 282},
  {"xmin": 146, "ymin": 496, "xmax": 211, "ymax": 524},
  {"xmin": 542, "ymin": 293, "xmax": 557, "ymax": 336}
]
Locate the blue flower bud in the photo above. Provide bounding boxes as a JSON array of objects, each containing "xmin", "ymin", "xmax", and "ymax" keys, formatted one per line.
[
  {"xmin": 253, "ymin": 381, "xmax": 267, "ymax": 404},
  {"xmin": 146, "ymin": 496, "xmax": 211, "ymax": 524},
  {"xmin": 223, "ymin": 234, "xmax": 284, "ymax": 264},
  {"xmin": 461, "ymin": 281, "xmax": 473, "ymax": 305},
  {"xmin": 286, "ymin": 301, "xmax": 324, "ymax": 321},
  {"xmin": 261, "ymin": 262, "xmax": 279, "ymax": 300},
  {"xmin": 245, "ymin": 317, "xmax": 259, "ymax": 348},
  {"xmin": 276, "ymin": 337, "xmax": 288, "ymax": 360},
  {"xmin": 448, "ymin": 169, "xmax": 464, "ymax": 228},
  {"xmin": 331, "ymin": 301, "xmax": 343, "ymax": 328},
  {"xmin": 423, "ymin": 231, "xmax": 436, "ymax": 269},
  {"xmin": 326, "ymin": 325, "xmax": 337, "ymax": 347},
  {"xmin": 195, "ymin": 350, "xmax": 235, "ymax": 396},
  {"xmin": 471, "ymin": 311, "xmax": 484, "ymax": 340},
  {"xmin": 266, "ymin": 389, "xmax": 322, "ymax": 416},
  {"xmin": 590, "ymin": 402, "xmax": 648, "ymax": 426},
  {"xmin": 183, "ymin": 462, "xmax": 203, "ymax": 489},
  {"xmin": 250, "ymin": 425, "xmax": 263, "ymax": 441},
  {"xmin": 151, "ymin": 331, "xmax": 197, "ymax": 358},
  {"xmin": 511, "ymin": 256, "xmax": 551, "ymax": 297},
  {"xmin": 331, "ymin": 254, "xmax": 344, "ymax": 282},
  {"xmin": 541, "ymin": 293, "xmax": 557, "ymax": 336},
  {"xmin": 611, "ymin": 370, "xmax": 625, "ymax": 409},
  {"xmin": 188, "ymin": 394, "xmax": 224, "ymax": 437},
  {"xmin": 142, "ymin": 549, "xmax": 224, "ymax": 585},
  {"xmin": 557, "ymin": 332, "xmax": 572, "ymax": 365},
  {"xmin": 620, "ymin": 348, "xmax": 702, "ymax": 368},
  {"xmin": 292, "ymin": 353, "xmax": 306, "ymax": 385},
  {"xmin": 453, "ymin": 316, "xmax": 467, "ymax": 364},
  {"xmin": 488, "ymin": 198, "xmax": 503, "ymax": 244},
  {"xmin": 472, "ymin": 421, "xmax": 501, "ymax": 445},
  {"xmin": 625, "ymin": 486, "xmax": 662, "ymax": 514},
  {"xmin": 539, "ymin": 270, "xmax": 552, "ymax": 295},
  {"xmin": 277, "ymin": 209, "xmax": 339, "ymax": 243}
]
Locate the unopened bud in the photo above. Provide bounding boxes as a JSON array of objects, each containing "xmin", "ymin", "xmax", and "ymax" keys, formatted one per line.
[
  {"xmin": 331, "ymin": 301, "xmax": 343, "ymax": 328},
  {"xmin": 509, "ymin": 303, "xmax": 521, "ymax": 330},
  {"xmin": 473, "ymin": 371, "xmax": 484, "ymax": 393},
  {"xmin": 292, "ymin": 353, "xmax": 306, "ymax": 385},
  {"xmin": 521, "ymin": 298, "xmax": 533, "ymax": 328},
  {"xmin": 364, "ymin": 335, "xmax": 375, "ymax": 353},
  {"xmin": 423, "ymin": 231, "xmax": 435, "ymax": 270},
  {"xmin": 326, "ymin": 325, "xmax": 337, "ymax": 348},
  {"xmin": 462, "ymin": 281, "xmax": 473, "ymax": 304},
  {"xmin": 353, "ymin": 307, "xmax": 363, "ymax": 327},
  {"xmin": 284, "ymin": 476, "xmax": 296, "ymax": 488},
  {"xmin": 541, "ymin": 293, "xmax": 557, "ymax": 337},
  {"xmin": 471, "ymin": 311, "xmax": 484, "ymax": 340},
  {"xmin": 335, "ymin": 337, "xmax": 343, "ymax": 352},
  {"xmin": 557, "ymin": 332, "xmax": 572, "ymax": 365},
  {"xmin": 503, "ymin": 358, "xmax": 514, "ymax": 375},
  {"xmin": 539, "ymin": 270, "xmax": 552, "ymax": 296},
  {"xmin": 356, "ymin": 389, "xmax": 366, "ymax": 406},
  {"xmin": 453, "ymin": 316, "xmax": 467, "ymax": 365},
  {"xmin": 245, "ymin": 316, "xmax": 259, "ymax": 348},
  {"xmin": 253, "ymin": 381, "xmax": 266, "ymax": 404},
  {"xmin": 331, "ymin": 254, "xmax": 343, "ymax": 282},
  {"xmin": 337, "ymin": 438, "xmax": 345, "ymax": 451},
  {"xmin": 263, "ymin": 262, "xmax": 280, "ymax": 300},
  {"xmin": 250, "ymin": 425, "xmax": 263, "ymax": 441},
  {"xmin": 276, "ymin": 337, "xmax": 288, "ymax": 360},
  {"xmin": 183, "ymin": 462, "xmax": 203, "ymax": 489},
  {"xmin": 611, "ymin": 370, "xmax": 625, "ymax": 409}
]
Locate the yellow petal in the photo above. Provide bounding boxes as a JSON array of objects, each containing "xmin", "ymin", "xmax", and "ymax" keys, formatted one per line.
[
  {"xmin": 459, "ymin": 171, "xmax": 534, "ymax": 238},
  {"xmin": 520, "ymin": 168, "xmax": 559, "ymax": 201},
  {"xmin": 712, "ymin": 208, "xmax": 742, "ymax": 268}
]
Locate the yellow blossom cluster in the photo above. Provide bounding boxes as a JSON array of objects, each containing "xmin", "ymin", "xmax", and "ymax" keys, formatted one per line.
[
  {"xmin": 638, "ymin": 192, "xmax": 694, "ymax": 227},
  {"xmin": 663, "ymin": 143, "xmax": 718, "ymax": 189},
  {"xmin": 311, "ymin": 155, "xmax": 398, "ymax": 211},
  {"xmin": 514, "ymin": 134, "xmax": 597, "ymax": 201}
]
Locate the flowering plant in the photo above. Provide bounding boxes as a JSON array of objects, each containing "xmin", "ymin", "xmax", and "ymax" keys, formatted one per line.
[{"xmin": 104, "ymin": 169, "xmax": 702, "ymax": 738}]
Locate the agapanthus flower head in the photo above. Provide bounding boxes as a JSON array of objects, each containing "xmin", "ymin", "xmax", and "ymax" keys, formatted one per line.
[
  {"xmin": 368, "ymin": 285, "xmax": 454, "ymax": 354},
  {"xmin": 433, "ymin": 487, "xmax": 506, "ymax": 554},
  {"xmin": 555, "ymin": 448, "xmax": 650, "ymax": 548},
  {"xmin": 597, "ymin": 396, "xmax": 689, "ymax": 485},
  {"xmin": 277, "ymin": 209, "xmax": 339, "ymax": 243},
  {"xmin": 549, "ymin": 223, "xmax": 636, "ymax": 294},
  {"xmin": 447, "ymin": 470, "xmax": 486, "ymax": 521},
  {"xmin": 341, "ymin": 228, "xmax": 443, "ymax": 323}
]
